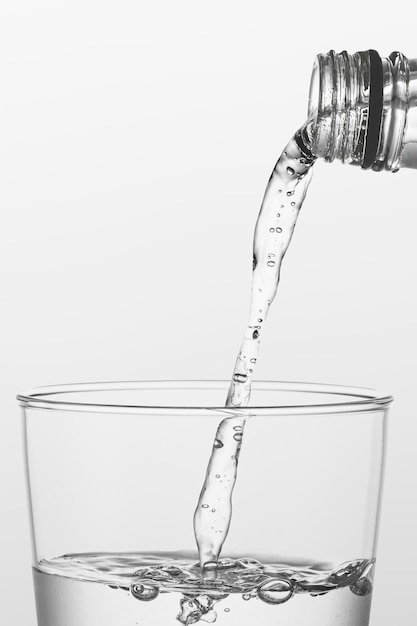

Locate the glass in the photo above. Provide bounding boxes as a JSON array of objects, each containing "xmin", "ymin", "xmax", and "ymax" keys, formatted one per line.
[
  {"xmin": 308, "ymin": 49, "xmax": 417, "ymax": 171},
  {"xmin": 18, "ymin": 380, "xmax": 392, "ymax": 626}
]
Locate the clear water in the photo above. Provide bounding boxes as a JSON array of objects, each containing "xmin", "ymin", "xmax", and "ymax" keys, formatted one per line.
[
  {"xmin": 32, "ymin": 124, "xmax": 374, "ymax": 626},
  {"xmin": 194, "ymin": 123, "xmax": 316, "ymax": 568},
  {"xmin": 35, "ymin": 553, "xmax": 374, "ymax": 626}
]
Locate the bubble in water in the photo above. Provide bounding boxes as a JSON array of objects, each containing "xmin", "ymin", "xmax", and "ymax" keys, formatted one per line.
[
  {"xmin": 250, "ymin": 358, "xmax": 256, "ymax": 363},
  {"xmin": 233, "ymin": 425, "xmax": 242, "ymax": 431},
  {"xmin": 164, "ymin": 566, "xmax": 182, "ymax": 577},
  {"xmin": 286, "ymin": 190, "xmax": 295, "ymax": 196},
  {"xmin": 252, "ymin": 330, "xmax": 259, "ymax": 339},
  {"xmin": 131, "ymin": 583, "xmax": 159, "ymax": 601},
  {"xmin": 276, "ymin": 227, "xmax": 282, "ymax": 233},
  {"xmin": 267, "ymin": 260, "xmax": 275, "ymax": 267},
  {"xmin": 291, "ymin": 201, "xmax": 296, "ymax": 206},
  {"xmin": 202, "ymin": 504, "xmax": 209, "ymax": 508},
  {"xmin": 224, "ymin": 608, "xmax": 230, "ymax": 612},
  {"xmin": 233, "ymin": 432, "xmax": 243, "ymax": 442},
  {"xmin": 329, "ymin": 560, "xmax": 368, "ymax": 587},
  {"xmin": 286, "ymin": 166, "xmax": 295, "ymax": 175},
  {"xmin": 215, "ymin": 474, "xmax": 220, "ymax": 478},
  {"xmin": 202, "ymin": 561, "xmax": 218, "ymax": 572},
  {"xmin": 269, "ymin": 227, "xmax": 275, "ymax": 233},
  {"xmin": 257, "ymin": 579, "xmax": 294, "ymax": 605},
  {"xmin": 278, "ymin": 189, "xmax": 282, "ymax": 193},
  {"xmin": 233, "ymin": 372, "xmax": 248, "ymax": 383},
  {"xmin": 237, "ymin": 557, "xmax": 262, "ymax": 569},
  {"xmin": 257, "ymin": 317, "xmax": 263, "ymax": 322},
  {"xmin": 214, "ymin": 439, "xmax": 223, "ymax": 448},
  {"xmin": 242, "ymin": 594, "xmax": 251, "ymax": 600},
  {"xmin": 177, "ymin": 597, "xmax": 205, "ymax": 625},
  {"xmin": 211, "ymin": 508, "xmax": 216, "ymax": 512},
  {"xmin": 350, "ymin": 561, "xmax": 374, "ymax": 597}
]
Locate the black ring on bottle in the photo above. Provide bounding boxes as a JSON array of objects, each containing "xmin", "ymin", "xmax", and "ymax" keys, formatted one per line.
[{"xmin": 362, "ymin": 49, "xmax": 383, "ymax": 169}]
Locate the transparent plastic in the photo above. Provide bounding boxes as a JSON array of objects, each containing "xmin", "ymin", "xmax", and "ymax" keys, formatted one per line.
[
  {"xmin": 19, "ymin": 380, "xmax": 392, "ymax": 626},
  {"xmin": 308, "ymin": 49, "xmax": 417, "ymax": 171}
]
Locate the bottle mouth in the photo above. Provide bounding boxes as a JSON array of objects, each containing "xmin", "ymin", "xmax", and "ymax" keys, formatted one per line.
[{"xmin": 307, "ymin": 49, "xmax": 409, "ymax": 171}]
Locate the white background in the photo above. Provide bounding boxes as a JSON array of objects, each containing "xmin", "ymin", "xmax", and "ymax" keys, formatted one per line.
[{"xmin": 0, "ymin": 1, "xmax": 416, "ymax": 624}]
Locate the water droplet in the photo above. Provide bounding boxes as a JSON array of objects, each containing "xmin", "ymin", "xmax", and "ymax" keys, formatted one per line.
[
  {"xmin": 269, "ymin": 227, "xmax": 275, "ymax": 233},
  {"xmin": 287, "ymin": 167, "xmax": 295, "ymax": 175},
  {"xmin": 202, "ymin": 504, "xmax": 209, "ymax": 508},
  {"xmin": 252, "ymin": 330, "xmax": 259, "ymax": 339},
  {"xmin": 233, "ymin": 373, "xmax": 247, "ymax": 383},
  {"xmin": 267, "ymin": 260, "xmax": 275, "ymax": 267},
  {"xmin": 250, "ymin": 358, "xmax": 256, "ymax": 363},
  {"xmin": 233, "ymin": 425, "xmax": 242, "ymax": 431},
  {"xmin": 242, "ymin": 593, "xmax": 251, "ymax": 601},
  {"xmin": 131, "ymin": 583, "xmax": 159, "ymax": 601},
  {"xmin": 290, "ymin": 201, "xmax": 296, "ymax": 206},
  {"xmin": 233, "ymin": 432, "xmax": 243, "ymax": 442},
  {"xmin": 257, "ymin": 579, "xmax": 294, "ymax": 605},
  {"xmin": 286, "ymin": 190, "xmax": 295, "ymax": 196},
  {"xmin": 214, "ymin": 439, "xmax": 223, "ymax": 448},
  {"xmin": 276, "ymin": 227, "xmax": 282, "ymax": 233}
]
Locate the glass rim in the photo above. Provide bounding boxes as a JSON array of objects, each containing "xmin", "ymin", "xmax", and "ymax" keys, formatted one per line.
[{"xmin": 17, "ymin": 380, "xmax": 393, "ymax": 416}]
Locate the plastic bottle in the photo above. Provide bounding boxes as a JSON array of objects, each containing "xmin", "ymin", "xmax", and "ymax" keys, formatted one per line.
[{"xmin": 307, "ymin": 50, "xmax": 417, "ymax": 171}]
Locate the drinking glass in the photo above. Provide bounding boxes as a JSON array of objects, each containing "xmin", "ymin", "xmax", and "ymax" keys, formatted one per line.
[{"xmin": 18, "ymin": 380, "xmax": 391, "ymax": 626}]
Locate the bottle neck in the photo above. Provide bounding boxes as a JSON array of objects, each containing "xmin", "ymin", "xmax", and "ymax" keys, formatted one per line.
[{"xmin": 308, "ymin": 50, "xmax": 417, "ymax": 172}]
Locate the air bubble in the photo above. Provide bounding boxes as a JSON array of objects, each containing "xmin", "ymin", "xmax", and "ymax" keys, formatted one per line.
[
  {"xmin": 242, "ymin": 593, "xmax": 251, "ymax": 601},
  {"xmin": 252, "ymin": 330, "xmax": 259, "ymax": 339},
  {"xmin": 233, "ymin": 432, "xmax": 243, "ymax": 442},
  {"xmin": 278, "ymin": 189, "xmax": 282, "ymax": 193},
  {"xmin": 131, "ymin": 583, "xmax": 159, "ymax": 602},
  {"xmin": 329, "ymin": 560, "xmax": 368, "ymax": 587},
  {"xmin": 291, "ymin": 202, "xmax": 296, "ymax": 206},
  {"xmin": 202, "ymin": 504, "xmax": 209, "ymax": 509},
  {"xmin": 286, "ymin": 167, "xmax": 295, "ymax": 175},
  {"xmin": 215, "ymin": 474, "xmax": 220, "ymax": 478},
  {"xmin": 286, "ymin": 190, "xmax": 295, "ymax": 197},
  {"xmin": 211, "ymin": 508, "xmax": 216, "ymax": 512},
  {"xmin": 257, "ymin": 579, "xmax": 294, "ymax": 605},
  {"xmin": 224, "ymin": 608, "xmax": 230, "ymax": 612},
  {"xmin": 350, "ymin": 561, "xmax": 374, "ymax": 597},
  {"xmin": 257, "ymin": 318, "xmax": 263, "ymax": 322},
  {"xmin": 269, "ymin": 227, "xmax": 275, "ymax": 233},
  {"xmin": 250, "ymin": 358, "xmax": 256, "ymax": 363},
  {"xmin": 267, "ymin": 260, "xmax": 275, "ymax": 267},
  {"xmin": 233, "ymin": 373, "xmax": 248, "ymax": 383},
  {"xmin": 233, "ymin": 425, "xmax": 242, "ymax": 431},
  {"xmin": 202, "ymin": 561, "xmax": 218, "ymax": 572},
  {"xmin": 276, "ymin": 227, "xmax": 282, "ymax": 233},
  {"xmin": 214, "ymin": 439, "xmax": 223, "ymax": 449}
]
